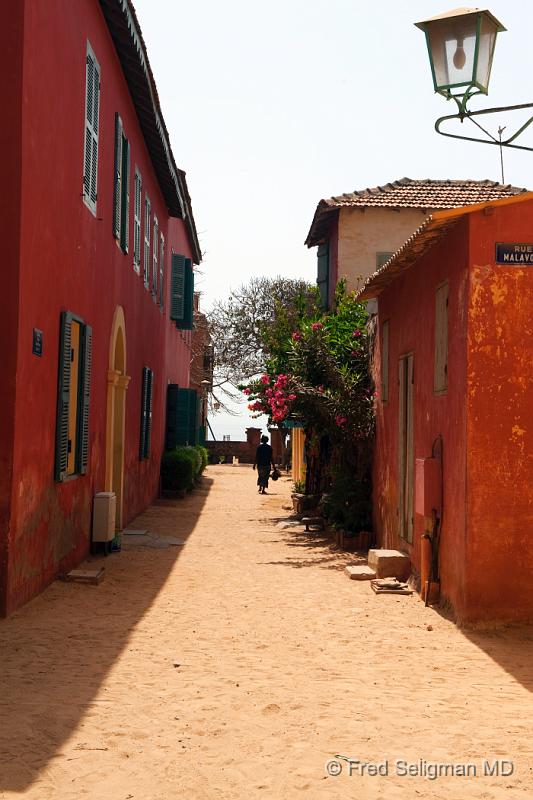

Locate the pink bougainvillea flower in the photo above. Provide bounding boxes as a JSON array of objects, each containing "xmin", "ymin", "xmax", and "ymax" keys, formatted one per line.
[
  {"xmin": 265, "ymin": 388, "xmax": 273, "ymax": 397},
  {"xmin": 311, "ymin": 322, "xmax": 323, "ymax": 331},
  {"xmin": 335, "ymin": 415, "xmax": 348, "ymax": 426},
  {"xmin": 292, "ymin": 331, "xmax": 302, "ymax": 342},
  {"xmin": 242, "ymin": 387, "xmax": 251, "ymax": 395},
  {"xmin": 352, "ymin": 329, "xmax": 361, "ymax": 338},
  {"xmin": 260, "ymin": 375, "xmax": 270, "ymax": 385},
  {"xmin": 288, "ymin": 394, "xmax": 297, "ymax": 401}
]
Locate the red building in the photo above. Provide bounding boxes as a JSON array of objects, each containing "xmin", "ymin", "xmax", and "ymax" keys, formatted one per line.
[
  {"xmin": 0, "ymin": 0, "xmax": 201, "ymax": 615},
  {"xmin": 358, "ymin": 193, "xmax": 533, "ymax": 625}
]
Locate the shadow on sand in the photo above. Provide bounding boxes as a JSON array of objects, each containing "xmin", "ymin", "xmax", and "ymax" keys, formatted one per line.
[
  {"xmin": 0, "ymin": 477, "xmax": 213, "ymax": 792},
  {"xmin": 265, "ymin": 518, "xmax": 533, "ymax": 693},
  {"xmin": 262, "ymin": 525, "xmax": 366, "ymax": 572}
]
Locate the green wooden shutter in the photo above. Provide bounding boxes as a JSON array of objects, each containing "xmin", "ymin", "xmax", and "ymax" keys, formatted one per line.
[
  {"xmin": 317, "ymin": 243, "xmax": 330, "ymax": 310},
  {"xmin": 159, "ymin": 234, "xmax": 165, "ymax": 309},
  {"xmin": 133, "ymin": 170, "xmax": 142, "ymax": 269},
  {"xmin": 144, "ymin": 196, "xmax": 151, "ymax": 288},
  {"xmin": 199, "ymin": 425, "xmax": 206, "ymax": 446},
  {"xmin": 113, "ymin": 113, "xmax": 123, "ymax": 240},
  {"xmin": 83, "ymin": 54, "xmax": 94, "ymax": 201},
  {"xmin": 90, "ymin": 61, "xmax": 100, "ymax": 206},
  {"xmin": 120, "ymin": 135, "xmax": 130, "ymax": 253},
  {"xmin": 152, "ymin": 219, "xmax": 158, "ymax": 296},
  {"xmin": 188, "ymin": 389, "xmax": 199, "ymax": 445},
  {"xmin": 177, "ymin": 258, "xmax": 194, "ymax": 330},
  {"xmin": 83, "ymin": 48, "xmax": 100, "ymax": 211},
  {"xmin": 139, "ymin": 366, "xmax": 149, "ymax": 459},
  {"xmin": 145, "ymin": 368, "xmax": 153, "ymax": 457},
  {"xmin": 165, "ymin": 383, "xmax": 180, "ymax": 450},
  {"xmin": 175, "ymin": 388, "xmax": 192, "ymax": 445},
  {"xmin": 78, "ymin": 324, "xmax": 92, "ymax": 474},
  {"xmin": 170, "ymin": 253, "xmax": 186, "ymax": 321},
  {"xmin": 55, "ymin": 312, "xmax": 73, "ymax": 481}
]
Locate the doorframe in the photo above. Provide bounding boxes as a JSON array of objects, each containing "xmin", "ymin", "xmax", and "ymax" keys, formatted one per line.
[
  {"xmin": 105, "ymin": 307, "xmax": 130, "ymax": 530},
  {"xmin": 398, "ymin": 352, "xmax": 414, "ymax": 544}
]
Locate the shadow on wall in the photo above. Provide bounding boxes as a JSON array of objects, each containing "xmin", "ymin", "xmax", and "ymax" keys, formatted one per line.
[{"xmin": 0, "ymin": 477, "xmax": 213, "ymax": 792}]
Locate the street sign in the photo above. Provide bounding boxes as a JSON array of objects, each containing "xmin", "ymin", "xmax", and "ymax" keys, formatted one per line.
[{"xmin": 495, "ymin": 243, "xmax": 533, "ymax": 264}]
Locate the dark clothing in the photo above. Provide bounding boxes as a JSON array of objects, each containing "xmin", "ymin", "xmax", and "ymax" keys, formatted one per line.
[
  {"xmin": 255, "ymin": 443, "xmax": 274, "ymax": 491},
  {"xmin": 255, "ymin": 443, "xmax": 273, "ymax": 468},
  {"xmin": 257, "ymin": 465, "xmax": 270, "ymax": 489}
]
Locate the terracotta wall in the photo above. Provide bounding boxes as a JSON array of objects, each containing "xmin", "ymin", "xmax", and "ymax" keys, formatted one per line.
[
  {"xmin": 0, "ymin": 4, "xmax": 25, "ymax": 615},
  {"xmin": 373, "ymin": 219, "xmax": 470, "ymax": 617},
  {"xmin": 4, "ymin": 0, "xmax": 196, "ymax": 613},
  {"xmin": 464, "ymin": 203, "xmax": 533, "ymax": 623}
]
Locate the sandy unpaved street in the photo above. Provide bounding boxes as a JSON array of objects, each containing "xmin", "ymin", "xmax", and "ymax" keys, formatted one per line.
[{"xmin": 0, "ymin": 465, "xmax": 532, "ymax": 800}]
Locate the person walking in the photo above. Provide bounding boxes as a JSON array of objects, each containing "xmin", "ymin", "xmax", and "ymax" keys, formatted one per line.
[{"xmin": 253, "ymin": 435, "xmax": 275, "ymax": 494}]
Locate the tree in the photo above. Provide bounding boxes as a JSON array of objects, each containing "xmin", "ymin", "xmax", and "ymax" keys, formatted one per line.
[
  {"xmin": 241, "ymin": 281, "xmax": 375, "ymax": 496},
  {"xmin": 243, "ymin": 281, "xmax": 374, "ymax": 443},
  {"xmin": 207, "ymin": 276, "xmax": 316, "ymax": 407}
]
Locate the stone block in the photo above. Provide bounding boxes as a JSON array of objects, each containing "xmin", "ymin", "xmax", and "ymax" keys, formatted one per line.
[
  {"xmin": 367, "ymin": 549, "xmax": 411, "ymax": 580},
  {"xmin": 345, "ymin": 565, "xmax": 376, "ymax": 581}
]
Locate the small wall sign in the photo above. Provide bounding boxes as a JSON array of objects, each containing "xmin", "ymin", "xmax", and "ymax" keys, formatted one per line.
[
  {"xmin": 496, "ymin": 243, "xmax": 533, "ymax": 264},
  {"xmin": 32, "ymin": 328, "xmax": 43, "ymax": 357}
]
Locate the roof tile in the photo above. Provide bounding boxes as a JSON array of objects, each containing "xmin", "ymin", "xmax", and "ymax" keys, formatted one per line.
[{"xmin": 305, "ymin": 178, "xmax": 529, "ymax": 247}]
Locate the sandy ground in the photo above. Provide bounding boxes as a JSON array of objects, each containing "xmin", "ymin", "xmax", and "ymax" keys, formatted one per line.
[{"xmin": 0, "ymin": 464, "xmax": 532, "ymax": 800}]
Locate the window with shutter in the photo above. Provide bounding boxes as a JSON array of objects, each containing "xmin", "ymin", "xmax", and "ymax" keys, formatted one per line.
[
  {"xmin": 55, "ymin": 311, "xmax": 92, "ymax": 481},
  {"xmin": 434, "ymin": 282, "xmax": 449, "ymax": 394},
  {"xmin": 176, "ymin": 258, "xmax": 194, "ymax": 331},
  {"xmin": 139, "ymin": 366, "xmax": 154, "ymax": 459},
  {"xmin": 159, "ymin": 233, "xmax": 165, "ymax": 309},
  {"xmin": 113, "ymin": 114, "xmax": 123, "ymax": 239},
  {"xmin": 167, "ymin": 387, "xmax": 197, "ymax": 447},
  {"xmin": 144, "ymin": 196, "xmax": 151, "ymax": 289},
  {"xmin": 133, "ymin": 168, "xmax": 142, "ymax": 272},
  {"xmin": 120, "ymin": 135, "xmax": 130, "ymax": 253},
  {"xmin": 188, "ymin": 390, "xmax": 200, "ymax": 446},
  {"xmin": 152, "ymin": 217, "xmax": 159, "ymax": 298},
  {"xmin": 170, "ymin": 253, "xmax": 186, "ymax": 322},
  {"xmin": 83, "ymin": 43, "xmax": 100, "ymax": 215},
  {"xmin": 79, "ymin": 324, "xmax": 92, "ymax": 474},
  {"xmin": 317, "ymin": 243, "xmax": 329, "ymax": 310},
  {"xmin": 113, "ymin": 114, "xmax": 130, "ymax": 253}
]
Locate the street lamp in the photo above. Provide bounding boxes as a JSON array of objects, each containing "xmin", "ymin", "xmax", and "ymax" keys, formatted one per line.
[
  {"xmin": 416, "ymin": 8, "xmax": 504, "ymax": 102},
  {"xmin": 415, "ymin": 7, "xmax": 533, "ymax": 154}
]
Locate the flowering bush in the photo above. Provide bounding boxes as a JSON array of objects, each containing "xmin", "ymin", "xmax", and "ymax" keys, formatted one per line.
[{"xmin": 239, "ymin": 281, "xmax": 374, "ymax": 444}]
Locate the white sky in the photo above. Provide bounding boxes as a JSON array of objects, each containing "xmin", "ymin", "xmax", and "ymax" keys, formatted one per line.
[{"xmin": 134, "ymin": 0, "xmax": 533, "ymax": 440}]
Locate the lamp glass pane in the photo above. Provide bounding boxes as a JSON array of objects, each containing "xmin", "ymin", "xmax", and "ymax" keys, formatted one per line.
[
  {"xmin": 475, "ymin": 14, "xmax": 498, "ymax": 91},
  {"xmin": 427, "ymin": 15, "xmax": 478, "ymax": 89}
]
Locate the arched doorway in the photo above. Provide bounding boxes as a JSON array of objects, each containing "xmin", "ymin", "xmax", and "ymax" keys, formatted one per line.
[{"xmin": 105, "ymin": 307, "xmax": 130, "ymax": 530}]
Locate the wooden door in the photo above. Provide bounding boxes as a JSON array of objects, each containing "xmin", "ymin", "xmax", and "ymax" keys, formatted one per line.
[{"xmin": 398, "ymin": 354, "xmax": 414, "ymax": 543}]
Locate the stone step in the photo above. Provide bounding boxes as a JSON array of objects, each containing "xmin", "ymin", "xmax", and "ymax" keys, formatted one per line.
[
  {"xmin": 367, "ymin": 549, "xmax": 411, "ymax": 580},
  {"xmin": 345, "ymin": 565, "xmax": 376, "ymax": 581},
  {"xmin": 301, "ymin": 516, "xmax": 325, "ymax": 531}
]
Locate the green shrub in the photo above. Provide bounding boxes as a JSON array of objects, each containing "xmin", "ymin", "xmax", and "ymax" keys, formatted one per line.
[
  {"xmin": 323, "ymin": 472, "xmax": 372, "ymax": 533},
  {"xmin": 194, "ymin": 445, "xmax": 208, "ymax": 473},
  {"xmin": 161, "ymin": 446, "xmax": 200, "ymax": 491}
]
